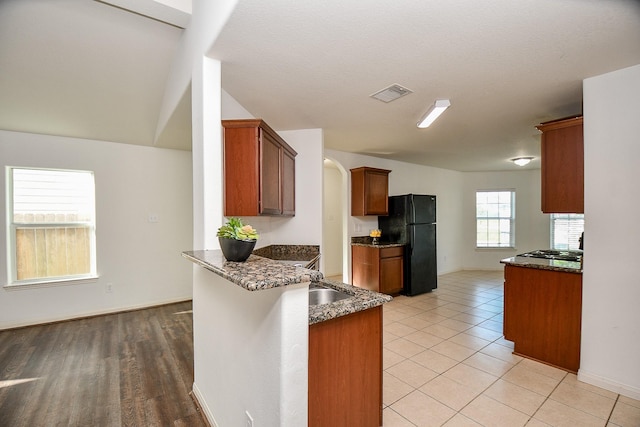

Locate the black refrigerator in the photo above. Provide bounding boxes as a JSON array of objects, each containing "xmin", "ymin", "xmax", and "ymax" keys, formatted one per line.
[{"xmin": 378, "ymin": 194, "xmax": 437, "ymax": 295}]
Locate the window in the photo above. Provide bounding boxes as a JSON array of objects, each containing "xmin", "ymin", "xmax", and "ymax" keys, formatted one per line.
[
  {"xmin": 476, "ymin": 190, "xmax": 515, "ymax": 248},
  {"xmin": 7, "ymin": 167, "xmax": 97, "ymax": 285},
  {"xmin": 551, "ymin": 214, "xmax": 584, "ymax": 250}
]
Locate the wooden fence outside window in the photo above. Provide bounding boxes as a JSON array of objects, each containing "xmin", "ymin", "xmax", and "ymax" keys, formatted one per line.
[{"xmin": 16, "ymin": 226, "xmax": 91, "ymax": 280}]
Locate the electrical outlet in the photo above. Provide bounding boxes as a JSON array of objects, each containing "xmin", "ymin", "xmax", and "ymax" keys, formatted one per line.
[
  {"xmin": 245, "ymin": 411, "xmax": 254, "ymax": 427},
  {"xmin": 148, "ymin": 213, "xmax": 159, "ymax": 223},
  {"xmin": 106, "ymin": 283, "xmax": 113, "ymax": 293}
]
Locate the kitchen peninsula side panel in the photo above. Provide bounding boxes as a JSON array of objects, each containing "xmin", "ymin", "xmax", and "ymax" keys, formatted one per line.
[
  {"xmin": 308, "ymin": 306, "xmax": 382, "ymax": 427},
  {"xmin": 504, "ymin": 265, "xmax": 582, "ymax": 373}
]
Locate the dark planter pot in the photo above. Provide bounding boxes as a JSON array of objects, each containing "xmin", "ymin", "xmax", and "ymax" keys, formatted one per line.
[{"xmin": 218, "ymin": 237, "xmax": 257, "ymax": 262}]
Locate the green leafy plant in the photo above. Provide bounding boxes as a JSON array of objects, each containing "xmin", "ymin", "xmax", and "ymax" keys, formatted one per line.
[{"xmin": 216, "ymin": 217, "xmax": 259, "ymax": 241}]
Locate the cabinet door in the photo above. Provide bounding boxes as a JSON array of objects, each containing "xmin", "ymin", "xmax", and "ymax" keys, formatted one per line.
[
  {"xmin": 351, "ymin": 246, "xmax": 380, "ymax": 292},
  {"xmin": 380, "ymin": 256, "xmax": 403, "ymax": 295},
  {"xmin": 260, "ymin": 130, "xmax": 282, "ymax": 215},
  {"xmin": 223, "ymin": 126, "xmax": 260, "ymax": 216},
  {"xmin": 281, "ymin": 148, "xmax": 296, "ymax": 216},
  {"xmin": 350, "ymin": 167, "xmax": 390, "ymax": 216},
  {"xmin": 539, "ymin": 117, "xmax": 584, "ymax": 213},
  {"xmin": 309, "ymin": 307, "xmax": 383, "ymax": 427},
  {"xmin": 364, "ymin": 170, "xmax": 389, "ymax": 215}
]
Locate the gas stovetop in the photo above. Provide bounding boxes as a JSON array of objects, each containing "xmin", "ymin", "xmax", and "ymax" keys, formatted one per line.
[{"xmin": 517, "ymin": 249, "xmax": 583, "ymax": 262}]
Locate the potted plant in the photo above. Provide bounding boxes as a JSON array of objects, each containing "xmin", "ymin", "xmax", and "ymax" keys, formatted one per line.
[{"xmin": 216, "ymin": 217, "xmax": 260, "ymax": 262}]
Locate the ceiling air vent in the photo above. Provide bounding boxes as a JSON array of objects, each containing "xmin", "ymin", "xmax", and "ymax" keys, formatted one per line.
[{"xmin": 370, "ymin": 84, "xmax": 413, "ymax": 103}]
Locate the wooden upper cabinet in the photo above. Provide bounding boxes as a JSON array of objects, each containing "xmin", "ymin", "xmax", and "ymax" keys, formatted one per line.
[
  {"xmin": 537, "ymin": 116, "xmax": 584, "ymax": 213},
  {"xmin": 350, "ymin": 167, "xmax": 391, "ymax": 216},
  {"xmin": 222, "ymin": 119, "xmax": 297, "ymax": 216}
]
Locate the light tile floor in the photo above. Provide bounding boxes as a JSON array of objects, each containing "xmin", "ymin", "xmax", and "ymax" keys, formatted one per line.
[{"xmin": 359, "ymin": 270, "xmax": 639, "ymax": 427}]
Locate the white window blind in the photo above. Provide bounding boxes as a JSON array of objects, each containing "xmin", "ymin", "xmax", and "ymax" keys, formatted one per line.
[{"xmin": 551, "ymin": 214, "xmax": 584, "ymax": 250}]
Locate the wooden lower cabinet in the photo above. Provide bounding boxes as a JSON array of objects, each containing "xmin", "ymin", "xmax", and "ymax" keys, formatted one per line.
[
  {"xmin": 352, "ymin": 245, "xmax": 404, "ymax": 295},
  {"xmin": 308, "ymin": 306, "xmax": 382, "ymax": 427},
  {"xmin": 503, "ymin": 265, "xmax": 582, "ymax": 372}
]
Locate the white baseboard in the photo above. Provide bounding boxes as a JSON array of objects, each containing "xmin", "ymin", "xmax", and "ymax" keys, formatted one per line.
[
  {"xmin": 0, "ymin": 296, "xmax": 192, "ymax": 330},
  {"xmin": 192, "ymin": 382, "xmax": 217, "ymax": 427},
  {"xmin": 578, "ymin": 369, "xmax": 640, "ymax": 400}
]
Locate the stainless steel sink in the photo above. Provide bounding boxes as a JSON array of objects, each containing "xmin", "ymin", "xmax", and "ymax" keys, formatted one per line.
[{"xmin": 309, "ymin": 286, "xmax": 351, "ymax": 305}]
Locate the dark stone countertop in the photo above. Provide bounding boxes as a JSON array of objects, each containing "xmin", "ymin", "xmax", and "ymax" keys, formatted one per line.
[
  {"xmin": 182, "ymin": 250, "xmax": 323, "ymax": 291},
  {"xmin": 351, "ymin": 242, "xmax": 405, "ymax": 249},
  {"xmin": 182, "ymin": 249, "xmax": 391, "ymax": 324},
  {"xmin": 252, "ymin": 244, "xmax": 320, "ymax": 268},
  {"xmin": 252, "ymin": 244, "xmax": 319, "ymax": 261},
  {"xmin": 500, "ymin": 256, "xmax": 583, "ymax": 274},
  {"xmin": 308, "ymin": 279, "xmax": 392, "ymax": 325},
  {"xmin": 350, "ymin": 236, "xmax": 405, "ymax": 249}
]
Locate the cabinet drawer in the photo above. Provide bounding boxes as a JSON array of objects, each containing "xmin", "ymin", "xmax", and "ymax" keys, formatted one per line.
[{"xmin": 380, "ymin": 246, "xmax": 403, "ymax": 258}]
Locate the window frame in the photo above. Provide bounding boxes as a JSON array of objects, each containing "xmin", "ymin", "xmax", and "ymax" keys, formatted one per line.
[
  {"xmin": 550, "ymin": 213, "xmax": 584, "ymax": 250},
  {"xmin": 6, "ymin": 166, "xmax": 98, "ymax": 287},
  {"xmin": 475, "ymin": 189, "xmax": 516, "ymax": 249}
]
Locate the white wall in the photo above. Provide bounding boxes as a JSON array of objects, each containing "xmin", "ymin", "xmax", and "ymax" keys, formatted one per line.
[
  {"xmin": 324, "ymin": 149, "xmax": 466, "ymax": 278},
  {"xmin": 0, "ymin": 130, "xmax": 193, "ymax": 329},
  {"xmin": 323, "ymin": 163, "xmax": 343, "ymax": 277},
  {"xmin": 155, "ymin": 0, "xmax": 238, "ymax": 143},
  {"xmin": 461, "ymin": 170, "xmax": 549, "ymax": 270},
  {"xmin": 192, "ymin": 267, "xmax": 308, "ymax": 427},
  {"xmin": 268, "ymin": 128, "xmax": 324, "ymax": 246},
  {"xmin": 580, "ymin": 63, "xmax": 640, "ymax": 399}
]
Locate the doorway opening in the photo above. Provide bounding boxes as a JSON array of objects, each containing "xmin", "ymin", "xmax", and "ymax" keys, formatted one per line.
[{"xmin": 322, "ymin": 158, "xmax": 347, "ymax": 281}]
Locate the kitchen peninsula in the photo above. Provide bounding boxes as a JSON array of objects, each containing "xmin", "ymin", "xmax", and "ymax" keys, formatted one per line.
[
  {"xmin": 501, "ymin": 253, "xmax": 583, "ymax": 373},
  {"xmin": 183, "ymin": 250, "xmax": 391, "ymax": 427}
]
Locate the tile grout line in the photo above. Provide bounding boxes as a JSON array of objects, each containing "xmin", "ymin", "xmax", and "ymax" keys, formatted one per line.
[{"xmin": 606, "ymin": 394, "xmax": 621, "ymax": 427}]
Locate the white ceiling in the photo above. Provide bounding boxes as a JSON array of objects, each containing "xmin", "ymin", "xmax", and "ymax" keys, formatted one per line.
[{"xmin": 2, "ymin": 0, "xmax": 640, "ymax": 172}]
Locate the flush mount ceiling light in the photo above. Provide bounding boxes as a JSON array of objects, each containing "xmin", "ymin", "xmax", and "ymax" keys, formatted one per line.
[
  {"xmin": 512, "ymin": 157, "xmax": 534, "ymax": 166},
  {"xmin": 370, "ymin": 84, "xmax": 413, "ymax": 103},
  {"xmin": 417, "ymin": 99, "xmax": 451, "ymax": 128}
]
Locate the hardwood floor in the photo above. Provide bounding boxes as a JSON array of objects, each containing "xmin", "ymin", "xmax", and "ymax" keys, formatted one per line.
[{"xmin": 0, "ymin": 301, "xmax": 207, "ymax": 427}]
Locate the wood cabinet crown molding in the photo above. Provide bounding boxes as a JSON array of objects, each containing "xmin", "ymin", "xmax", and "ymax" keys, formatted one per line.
[{"xmin": 536, "ymin": 115, "xmax": 583, "ymax": 132}]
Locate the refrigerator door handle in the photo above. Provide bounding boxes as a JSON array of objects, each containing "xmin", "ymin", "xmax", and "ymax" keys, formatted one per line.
[{"xmin": 410, "ymin": 227, "xmax": 415, "ymax": 251}]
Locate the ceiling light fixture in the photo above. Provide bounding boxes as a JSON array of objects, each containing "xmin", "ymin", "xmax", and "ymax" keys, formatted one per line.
[
  {"xmin": 512, "ymin": 157, "xmax": 534, "ymax": 166},
  {"xmin": 417, "ymin": 99, "xmax": 451, "ymax": 128}
]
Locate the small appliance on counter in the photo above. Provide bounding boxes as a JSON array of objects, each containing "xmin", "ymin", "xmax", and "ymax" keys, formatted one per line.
[{"xmin": 378, "ymin": 194, "xmax": 437, "ymax": 295}]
